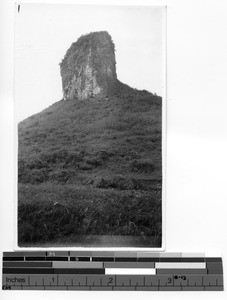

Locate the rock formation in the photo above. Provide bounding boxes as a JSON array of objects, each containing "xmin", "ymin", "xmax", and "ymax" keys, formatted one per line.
[{"xmin": 60, "ymin": 31, "xmax": 117, "ymax": 100}]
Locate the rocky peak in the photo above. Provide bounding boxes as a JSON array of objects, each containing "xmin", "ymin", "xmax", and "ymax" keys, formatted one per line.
[{"xmin": 60, "ymin": 31, "xmax": 117, "ymax": 100}]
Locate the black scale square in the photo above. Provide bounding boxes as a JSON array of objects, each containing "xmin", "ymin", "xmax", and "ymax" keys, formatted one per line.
[
  {"xmin": 70, "ymin": 257, "xmax": 90, "ymax": 261},
  {"xmin": 92, "ymin": 257, "xmax": 114, "ymax": 262},
  {"xmin": 115, "ymin": 257, "xmax": 137, "ymax": 262}
]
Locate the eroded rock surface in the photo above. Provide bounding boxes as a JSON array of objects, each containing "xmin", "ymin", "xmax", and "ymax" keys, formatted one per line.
[{"xmin": 60, "ymin": 31, "xmax": 117, "ymax": 100}]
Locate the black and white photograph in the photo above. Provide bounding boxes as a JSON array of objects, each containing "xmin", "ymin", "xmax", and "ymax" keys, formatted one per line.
[{"xmin": 16, "ymin": 4, "xmax": 165, "ymax": 247}]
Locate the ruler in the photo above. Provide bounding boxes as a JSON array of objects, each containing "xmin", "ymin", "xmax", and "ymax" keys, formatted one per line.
[{"xmin": 2, "ymin": 252, "xmax": 224, "ymax": 291}]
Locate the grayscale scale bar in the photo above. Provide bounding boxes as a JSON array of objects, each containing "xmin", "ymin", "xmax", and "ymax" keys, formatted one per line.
[
  {"xmin": 70, "ymin": 251, "xmax": 92, "ymax": 257},
  {"xmin": 156, "ymin": 269, "xmax": 208, "ymax": 274},
  {"xmin": 3, "ymin": 252, "xmax": 25, "ymax": 257},
  {"xmin": 24, "ymin": 252, "xmax": 47, "ymax": 257},
  {"xmin": 46, "ymin": 251, "xmax": 69, "ymax": 257},
  {"xmin": 155, "ymin": 262, "xmax": 206, "ymax": 269},
  {"xmin": 114, "ymin": 252, "xmax": 137, "ymax": 257},
  {"xmin": 92, "ymin": 252, "xmax": 115, "ymax": 257},
  {"xmin": 52, "ymin": 262, "xmax": 103, "ymax": 268},
  {"xmin": 104, "ymin": 262, "xmax": 155, "ymax": 268},
  {"xmin": 3, "ymin": 262, "xmax": 52, "ymax": 268}
]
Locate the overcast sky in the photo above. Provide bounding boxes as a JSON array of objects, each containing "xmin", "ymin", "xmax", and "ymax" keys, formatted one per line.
[{"xmin": 15, "ymin": 4, "xmax": 165, "ymax": 122}]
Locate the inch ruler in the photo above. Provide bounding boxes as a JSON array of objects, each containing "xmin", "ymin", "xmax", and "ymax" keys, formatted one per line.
[{"xmin": 2, "ymin": 252, "xmax": 224, "ymax": 291}]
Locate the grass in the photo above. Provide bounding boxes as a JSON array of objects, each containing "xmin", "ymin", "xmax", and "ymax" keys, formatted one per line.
[
  {"xmin": 18, "ymin": 81, "xmax": 162, "ymax": 247},
  {"xmin": 18, "ymin": 183, "xmax": 161, "ymax": 247}
]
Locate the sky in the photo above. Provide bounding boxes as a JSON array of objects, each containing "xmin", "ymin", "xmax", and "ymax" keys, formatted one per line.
[{"xmin": 15, "ymin": 4, "xmax": 165, "ymax": 122}]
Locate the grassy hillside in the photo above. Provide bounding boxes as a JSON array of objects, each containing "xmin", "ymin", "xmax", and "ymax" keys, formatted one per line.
[{"xmin": 18, "ymin": 81, "xmax": 162, "ymax": 247}]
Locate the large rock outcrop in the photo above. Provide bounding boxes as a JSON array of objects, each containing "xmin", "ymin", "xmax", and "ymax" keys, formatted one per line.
[{"xmin": 60, "ymin": 31, "xmax": 117, "ymax": 100}]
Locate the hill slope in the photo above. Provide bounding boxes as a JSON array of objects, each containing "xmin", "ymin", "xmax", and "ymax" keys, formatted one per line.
[{"xmin": 18, "ymin": 81, "xmax": 162, "ymax": 247}]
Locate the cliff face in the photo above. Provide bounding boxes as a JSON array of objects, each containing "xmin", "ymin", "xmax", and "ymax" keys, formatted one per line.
[{"xmin": 60, "ymin": 31, "xmax": 117, "ymax": 100}]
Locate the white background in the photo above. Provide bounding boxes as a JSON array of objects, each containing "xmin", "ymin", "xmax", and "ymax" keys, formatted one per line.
[{"xmin": 0, "ymin": 0, "xmax": 227, "ymax": 299}]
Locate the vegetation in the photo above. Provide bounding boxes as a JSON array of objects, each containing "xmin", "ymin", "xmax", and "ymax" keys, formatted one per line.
[
  {"xmin": 18, "ymin": 81, "xmax": 162, "ymax": 247},
  {"xmin": 18, "ymin": 184, "xmax": 161, "ymax": 246}
]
